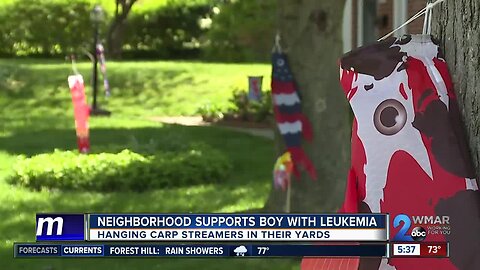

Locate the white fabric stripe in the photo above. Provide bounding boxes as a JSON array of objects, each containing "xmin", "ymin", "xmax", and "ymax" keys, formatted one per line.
[
  {"xmin": 465, "ymin": 178, "xmax": 479, "ymax": 191},
  {"xmin": 398, "ymin": 36, "xmax": 450, "ymax": 109},
  {"xmin": 326, "ymin": 258, "xmax": 332, "ymax": 269},
  {"xmin": 380, "ymin": 259, "xmax": 397, "ymax": 270},
  {"xmin": 278, "ymin": 121, "xmax": 302, "ymax": 134},
  {"xmin": 68, "ymin": 74, "xmax": 83, "ymax": 88},
  {"xmin": 273, "ymin": 93, "xmax": 300, "ymax": 106},
  {"xmin": 425, "ymin": 60, "xmax": 449, "ymax": 109}
]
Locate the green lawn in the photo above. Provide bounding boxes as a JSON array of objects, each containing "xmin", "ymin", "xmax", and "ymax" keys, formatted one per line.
[
  {"xmin": 0, "ymin": 59, "xmax": 298, "ymax": 269},
  {"xmin": 0, "ymin": 59, "xmax": 271, "ymax": 128}
]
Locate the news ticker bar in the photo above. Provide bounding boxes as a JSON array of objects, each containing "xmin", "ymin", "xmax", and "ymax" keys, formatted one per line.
[
  {"xmin": 36, "ymin": 213, "xmax": 388, "ymax": 242},
  {"xmin": 14, "ymin": 243, "xmax": 449, "ymax": 258},
  {"xmin": 16, "ymin": 243, "xmax": 387, "ymax": 258}
]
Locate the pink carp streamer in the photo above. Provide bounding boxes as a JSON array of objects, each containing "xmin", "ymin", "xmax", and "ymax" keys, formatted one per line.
[{"xmin": 68, "ymin": 75, "xmax": 90, "ymax": 153}]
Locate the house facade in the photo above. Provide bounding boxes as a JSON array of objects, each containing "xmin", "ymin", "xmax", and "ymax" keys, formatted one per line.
[{"xmin": 343, "ymin": 0, "xmax": 427, "ymax": 52}]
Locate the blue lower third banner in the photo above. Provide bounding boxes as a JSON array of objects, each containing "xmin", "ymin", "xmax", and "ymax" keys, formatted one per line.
[
  {"xmin": 87, "ymin": 214, "xmax": 387, "ymax": 241},
  {"xmin": 14, "ymin": 243, "xmax": 387, "ymax": 258},
  {"xmin": 34, "ymin": 213, "xmax": 387, "ymax": 242}
]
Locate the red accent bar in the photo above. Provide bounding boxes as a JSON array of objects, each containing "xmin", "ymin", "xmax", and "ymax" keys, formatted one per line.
[{"xmin": 420, "ymin": 242, "xmax": 448, "ymax": 257}]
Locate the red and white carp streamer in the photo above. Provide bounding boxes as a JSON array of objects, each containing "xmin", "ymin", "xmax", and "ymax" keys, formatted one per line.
[
  {"xmin": 271, "ymin": 52, "xmax": 317, "ymax": 180},
  {"xmin": 302, "ymin": 35, "xmax": 480, "ymax": 270}
]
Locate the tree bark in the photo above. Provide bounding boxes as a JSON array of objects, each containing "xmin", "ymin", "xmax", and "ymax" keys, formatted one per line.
[
  {"xmin": 264, "ymin": 0, "xmax": 350, "ymax": 213},
  {"xmin": 107, "ymin": 0, "xmax": 136, "ymax": 59},
  {"xmin": 431, "ymin": 0, "xmax": 480, "ymax": 175}
]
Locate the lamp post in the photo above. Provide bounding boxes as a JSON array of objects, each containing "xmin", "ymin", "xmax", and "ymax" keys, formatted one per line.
[{"xmin": 90, "ymin": 5, "xmax": 111, "ymax": 116}]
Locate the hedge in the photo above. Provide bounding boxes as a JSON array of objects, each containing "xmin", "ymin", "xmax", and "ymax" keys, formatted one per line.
[
  {"xmin": 8, "ymin": 146, "xmax": 232, "ymax": 192},
  {"xmin": 0, "ymin": 0, "xmax": 95, "ymax": 56},
  {"xmin": 0, "ymin": 0, "xmax": 275, "ymax": 62},
  {"xmin": 0, "ymin": 0, "xmax": 212, "ymax": 59}
]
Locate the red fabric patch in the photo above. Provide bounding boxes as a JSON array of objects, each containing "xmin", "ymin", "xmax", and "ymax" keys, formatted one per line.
[
  {"xmin": 271, "ymin": 80, "xmax": 297, "ymax": 94},
  {"xmin": 399, "ymin": 83, "xmax": 408, "ymax": 100}
]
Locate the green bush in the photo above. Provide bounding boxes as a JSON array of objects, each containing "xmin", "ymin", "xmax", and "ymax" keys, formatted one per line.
[
  {"xmin": 8, "ymin": 145, "xmax": 232, "ymax": 192},
  {"xmin": 225, "ymin": 89, "xmax": 273, "ymax": 122},
  {"xmin": 0, "ymin": 0, "xmax": 275, "ymax": 61},
  {"xmin": 0, "ymin": 0, "xmax": 212, "ymax": 58},
  {"xmin": 0, "ymin": 0, "xmax": 96, "ymax": 56},
  {"xmin": 196, "ymin": 89, "xmax": 273, "ymax": 123},
  {"xmin": 204, "ymin": 0, "xmax": 276, "ymax": 62},
  {"xmin": 123, "ymin": 2, "xmax": 212, "ymax": 59},
  {"xmin": 196, "ymin": 103, "xmax": 224, "ymax": 122}
]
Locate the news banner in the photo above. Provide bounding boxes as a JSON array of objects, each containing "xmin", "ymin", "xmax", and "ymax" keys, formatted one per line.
[{"xmin": 14, "ymin": 213, "xmax": 449, "ymax": 258}]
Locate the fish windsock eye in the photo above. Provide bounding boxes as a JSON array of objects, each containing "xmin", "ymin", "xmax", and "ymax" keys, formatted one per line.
[{"xmin": 373, "ymin": 99, "xmax": 407, "ymax": 135}]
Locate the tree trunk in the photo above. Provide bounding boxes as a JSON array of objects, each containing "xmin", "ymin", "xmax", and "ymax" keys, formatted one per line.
[
  {"xmin": 107, "ymin": 17, "xmax": 127, "ymax": 59},
  {"xmin": 107, "ymin": 0, "xmax": 136, "ymax": 59},
  {"xmin": 264, "ymin": 0, "xmax": 350, "ymax": 213},
  {"xmin": 431, "ymin": 0, "xmax": 480, "ymax": 175}
]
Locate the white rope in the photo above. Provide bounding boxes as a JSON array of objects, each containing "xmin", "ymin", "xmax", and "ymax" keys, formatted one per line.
[
  {"xmin": 422, "ymin": 3, "xmax": 430, "ymax": 34},
  {"xmin": 272, "ymin": 31, "xmax": 282, "ymax": 53},
  {"xmin": 378, "ymin": 7, "xmax": 426, "ymax": 41},
  {"xmin": 422, "ymin": 0, "xmax": 440, "ymax": 35},
  {"xmin": 70, "ymin": 55, "xmax": 80, "ymax": 75},
  {"xmin": 378, "ymin": 0, "xmax": 448, "ymax": 41}
]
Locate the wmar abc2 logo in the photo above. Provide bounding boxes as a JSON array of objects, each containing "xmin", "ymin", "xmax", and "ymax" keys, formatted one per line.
[
  {"xmin": 36, "ymin": 214, "xmax": 85, "ymax": 241},
  {"xmin": 392, "ymin": 214, "xmax": 450, "ymax": 242}
]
